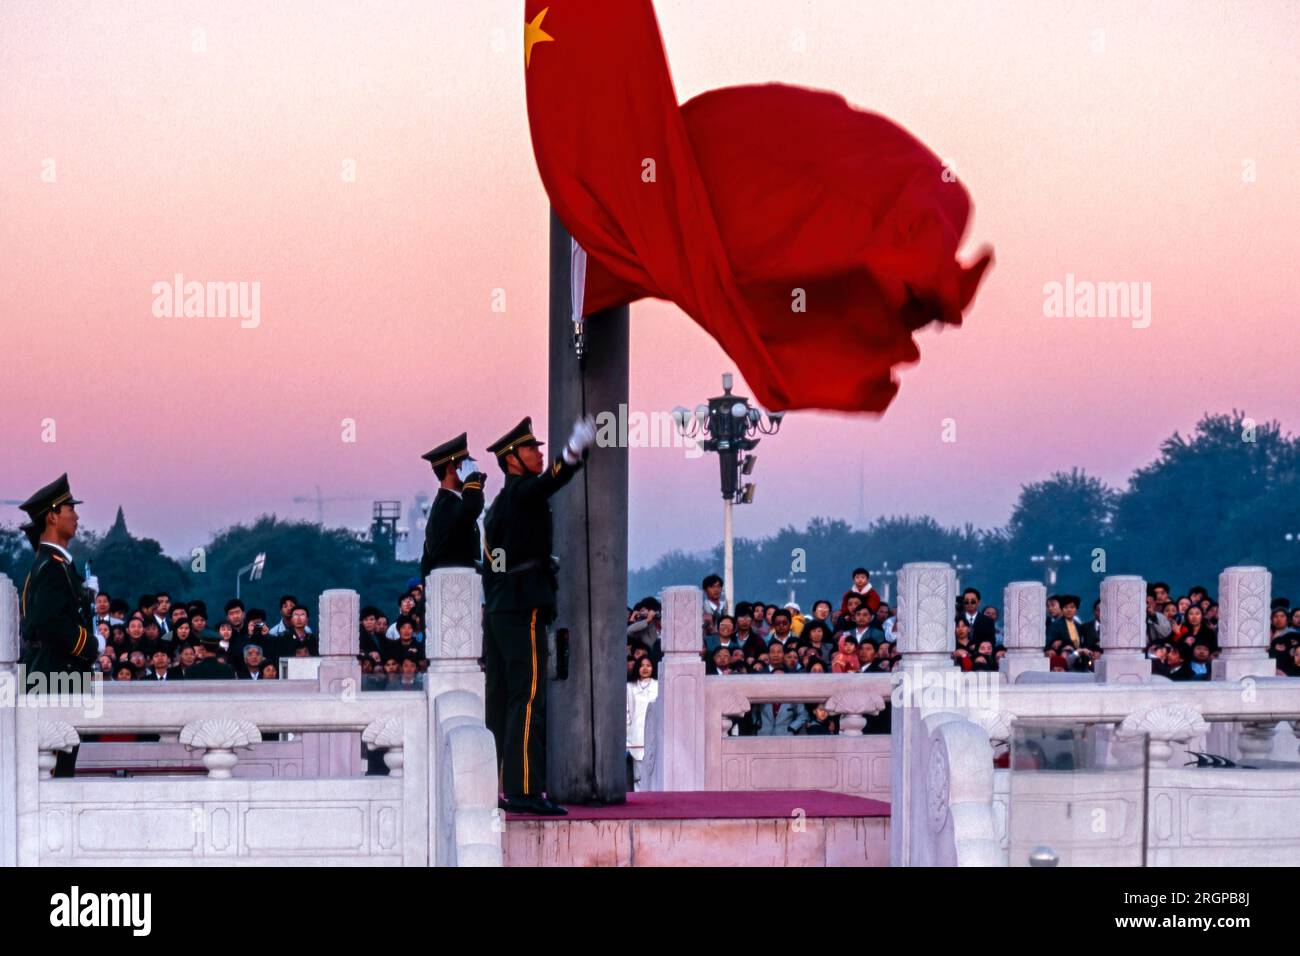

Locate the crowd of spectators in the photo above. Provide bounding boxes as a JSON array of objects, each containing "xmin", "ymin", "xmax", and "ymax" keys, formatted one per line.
[
  {"xmin": 83, "ymin": 580, "xmax": 435, "ymax": 688},
  {"xmin": 622, "ymin": 569, "xmax": 1300, "ymax": 764}
]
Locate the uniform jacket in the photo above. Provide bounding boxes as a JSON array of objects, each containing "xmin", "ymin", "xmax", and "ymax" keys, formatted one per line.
[
  {"xmin": 483, "ymin": 457, "xmax": 582, "ymax": 613},
  {"xmin": 20, "ymin": 542, "xmax": 97, "ymax": 678},
  {"xmin": 184, "ymin": 657, "xmax": 237, "ymax": 680},
  {"xmin": 421, "ymin": 483, "xmax": 484, "ymax": 577}
]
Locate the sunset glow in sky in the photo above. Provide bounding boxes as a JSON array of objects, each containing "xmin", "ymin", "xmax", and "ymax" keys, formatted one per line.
[{"xmin": 3, "ymin": 0, "xmax": 1298, "ymax": 566}]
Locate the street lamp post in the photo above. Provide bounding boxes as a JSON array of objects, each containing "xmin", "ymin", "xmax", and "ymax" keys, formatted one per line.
[
  {"xmin": 870, "ymin": 561, "xmax": 896, "ymax": 606},
  {"xmin": 236, "ymin": 552, "xmax": 266, "ymax": 601},
  {"xmin": 775, "ymin": 576, "xmax": 806, "ymax": 607},
  {"xmin": 673, "ymin": 373, "xmax": 783, "ymax": 613},
  {"xmin": 1030, "ymin": 544, "xmax": 1071, "ymax": 588},
  {"xmin": 951, "ymin": 554, "xmax": 973, "ymax": 595}
]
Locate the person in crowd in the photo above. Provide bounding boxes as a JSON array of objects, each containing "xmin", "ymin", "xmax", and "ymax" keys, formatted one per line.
[
  {"xmin": 1164, "ymin": 645, "xmax": 1194, "ymax": 681},
  {"xmin": 113, "ymin": 663, "xmax": 135, "ymax": 682},
  {"xmin": 215, "ymin": 619, "xmax": 239, "ymax": 665},
  {"xmin": 845, "ymin": 603, "xmax": 874, "ymax": 647},
  {"xmin": 359, "ymin": 606, "xmax": 385, "ymax": 662},
  {"xmin": 766, "ymin": 608, "xmax": 797, "ymax": 649},
  {"xmin": 276, "ymin": 605, "xmax": 319, "ymax": 658},
  {"xmin": 627, "ymin": 597, "xmax": 662, "ymax": 657},
  {"xmin": 1177, "ymin": 605, "xmax": 1216, "ymax": 650},
  {"xmin": 1270, "ymin": 607, "xmax": 1294, "ymax": 641},
  {"xmin": 749, "ymin": 601, "xmax": 769, "ymax": 640},
  {"xmin": 761, "ymin": 640, "xmax": 785, "ymax": 673},
  {"xmin": 954, "ymin": 617, "xmax": 973, "ymax": 659},
  {"xmin": 808, "ymin": 599, "xmax": 835, "ymax": 631},
  {"xmin": 959, "ymin": 588, "xmax": 998, "ymax": 646},
  {"xmin": 92, "ymin": 591, "xmax": 115, "ymax": 635},
  {"xmin": 267, "ymin": 595, "xmax": 297, "ymax": 637},
  {"xmin": 831, "ymin": 633, "xmax": 859, "ymax": 673},
  {"xmin": 625, "ymin": 656, "xmax": 658, "ymax": 790},
  {"xmin": 170, "ymin": 618, "xmax": 193, "ymax": 649},
  {"xmin": 702, "ymin": 575, "xmax": 725, "ymax": 631},
  {"xmin": 176, "ymin": 644, "xmax": 197, "ymax": 676},
  {"xmin": 802, "ymin": 620, "xmax": 834, "ymax": 668},
  {"xmin": 849, "ymin": 568, "xmax": 881, "ymax": 611},
  {"xmin": 706, "ymin": 646, "xmax": 733, "ymax": 676},
  {"xmin": 123, "ymin": 615, "xmax": 152, "ymax": 660},
  {"xmin": 385, "ymin": 592, "xmax": 419, "ymax": 640},
  {"xmin": 384, "ymin": 614, "xmax": 425, "ymax": 665},
  {"xmin": 239, "ymin": 644, "xmax": 267, "ymax": 680},
  {"xmin": 1047, "ymin": 595, "xmax": 1083, "ymax": 648},
  {"xmin": 835, "ymin": 592, "xmax": 863, "ymax": 632},
  {"xmin": 261, "ymin": 661, "xmax": 279, "ymax": 680},
  {"xmin": 755, "ymin": 698, "xmax": 808, "ymax": 735},
  {"xmin": 1188, "ymin": 642, "xmax": 1214, "ymax": 680},
  {"xmin": 142, "ymin": 649, "xmax": 176, "ymax": 681},
  {"xmin": 804, "ymin": 703, "xmax": 838, "ymax": 735},
  {"xmin": 705, "ymin": 614, "xmax": 742, "ymax": 658}
]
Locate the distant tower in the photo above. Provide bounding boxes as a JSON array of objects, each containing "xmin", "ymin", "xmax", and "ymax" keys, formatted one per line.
[{"xmin": 104, "ymin": 506, "xmax": 130, "ymax": 544}]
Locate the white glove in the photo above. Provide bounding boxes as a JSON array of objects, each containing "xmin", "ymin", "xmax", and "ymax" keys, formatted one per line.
[
  {"xmin": 456, "ymin": 457, "xmax": 479, "ymax": 483},
  {"xmin": 563, "ymin": 415, "xmax": 597, "ymax": 465}
]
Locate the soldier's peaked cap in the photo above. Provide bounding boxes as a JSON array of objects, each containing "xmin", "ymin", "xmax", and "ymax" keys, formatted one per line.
[
  {"xmin": 487, "ymin": 417, "xmax": 544, "ymax": 457},
  {"xmin": 17, "ymin": 473, "xmax": 82, "ymax": 533},
  {"xmin": 421, "ymin": 432, "xmax": 470, "ymax": 468}
]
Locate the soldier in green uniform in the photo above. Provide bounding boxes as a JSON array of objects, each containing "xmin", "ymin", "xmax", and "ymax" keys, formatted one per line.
[
  {"xmin": 185, "ymin": 633, "xmax": 238, "ymax": 680},
  {"xmin": 483, "ymin": 414, "xmax": 596, "ymax": 816},
  {"xmin": 16, "ymin": 474, "xmax": 99, "ymax": 778},
  {"xmin": 419, "ymin": 432, "xmax": 488, "ymax": 577}
]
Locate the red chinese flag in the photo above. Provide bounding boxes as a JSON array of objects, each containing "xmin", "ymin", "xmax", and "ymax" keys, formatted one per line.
[{"xmin": 524, "ymin": 0, "xmax": 992, "ymax": 413}]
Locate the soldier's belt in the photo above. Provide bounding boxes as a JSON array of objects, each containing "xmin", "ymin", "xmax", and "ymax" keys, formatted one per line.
[{"xmin": 499, "ymin": 556, "xmax": 560, "ymax": 575}]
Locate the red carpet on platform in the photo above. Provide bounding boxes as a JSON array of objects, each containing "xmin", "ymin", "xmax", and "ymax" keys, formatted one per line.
[{"xmin": 506, "ymin": 790, "xmax": 889, "ymax": 821}]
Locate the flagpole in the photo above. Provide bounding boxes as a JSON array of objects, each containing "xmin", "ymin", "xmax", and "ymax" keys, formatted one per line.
[{"xmin": 547, "ymin": 210, "xmax": 629, "ymax": 805}]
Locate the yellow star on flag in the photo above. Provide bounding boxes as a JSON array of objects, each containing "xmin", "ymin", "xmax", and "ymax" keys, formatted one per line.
[{"xmin": 525, "ymin": 7, "xmax": 554, "ymax": 70}]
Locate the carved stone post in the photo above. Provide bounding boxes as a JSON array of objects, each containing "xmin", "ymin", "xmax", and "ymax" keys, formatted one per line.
[
  {"xmin": 645, "ymin": 586, "xmax": 706, "ymax": 791},
  {"xmin": 317, "ymin": 589, "xmax": 362, "ymax": 777},
  {"xmin": 424, "ymin": 569, "xmax": 486, "ymax": 698},
  {"xmin": 891, "ymin": 563, "xmax": 956, "ymax": 868},
  {"xmin": 1095, "ymin": 575, "xmax": 1152, "ymax": 683},
  {"xmin": 895, "ymin": 563, "xmax": 958, "ymax": 668},
  {"xmin": 1, "ymin": 575, "xmax": 19, "ymax": 865},
  {"xmin": 1210, "ymin": 567, "xmax": 1277, "ymax": 759},
  {"xmin": 999, "ymin": 581, "xmax": 1048, "ymax": 683},
  {"xmin": 1212, "ymin": 566, "xmax": 1273, "ymax": 681}
]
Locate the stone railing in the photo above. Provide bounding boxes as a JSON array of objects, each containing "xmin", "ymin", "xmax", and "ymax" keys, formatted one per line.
[
  {"xmin": 0, "ymin": 568, "xmax": 501, "ymax": 867},
  {"xmin": 644, "ymin": 585, "xmax": 893, "ymax": 800},
  {"xmin": 890, "ymin": 562, "xmax": 1300, "ymax": 867}
]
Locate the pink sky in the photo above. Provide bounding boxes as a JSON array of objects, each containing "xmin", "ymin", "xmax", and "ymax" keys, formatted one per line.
[{"xmin": 2, "ymin": 0, "xmax": 1298, "ymax": 566}]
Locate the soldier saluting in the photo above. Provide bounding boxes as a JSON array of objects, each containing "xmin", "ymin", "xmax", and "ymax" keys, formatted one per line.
[
  {"xmin": 16, "ymin": 474, "xmax": 99, "ymax": 778},
  {"xmin": 483, "ymin": 414, "xmax": 596, "ymax": 816},
  {"xmin": 419, "ymin": 432, "xmax": 488, "ymax": 576}
]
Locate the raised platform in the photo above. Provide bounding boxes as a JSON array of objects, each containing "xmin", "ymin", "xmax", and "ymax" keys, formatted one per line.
[{"xmin": 504, "ymin": 790, "xmax": 891, "ymax": 867}]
